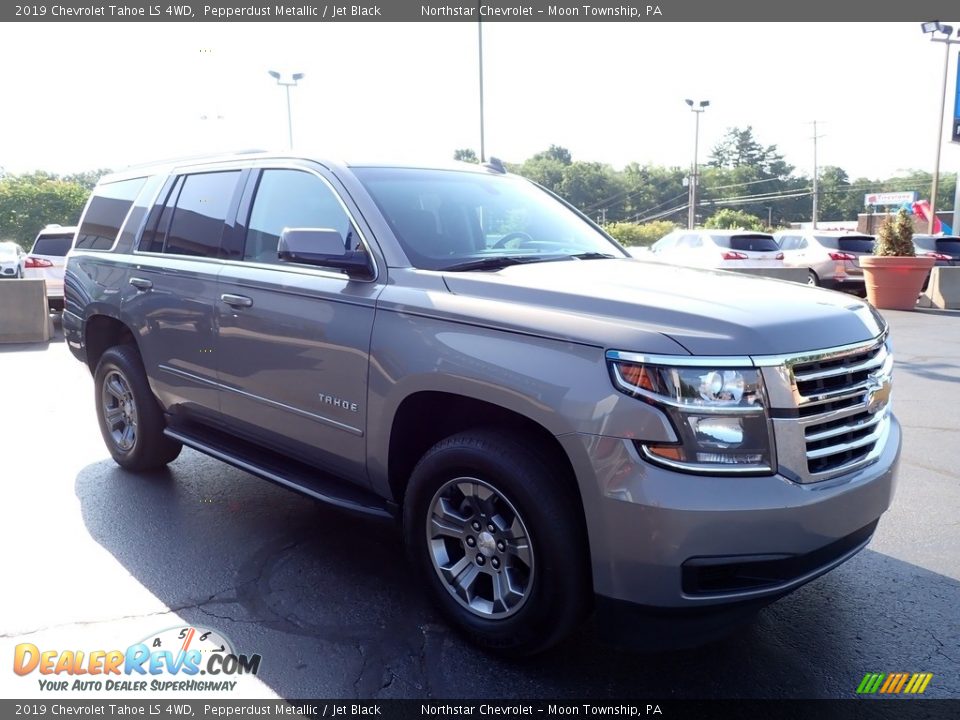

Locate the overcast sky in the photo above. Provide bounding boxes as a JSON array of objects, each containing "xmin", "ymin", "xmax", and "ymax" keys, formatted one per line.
[{"xmin": 2, "ymin": 21, "xmax": 959, "ymax": 183}]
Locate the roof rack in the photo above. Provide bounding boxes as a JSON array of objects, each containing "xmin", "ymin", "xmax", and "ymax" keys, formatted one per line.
[{"xmin": 483, "ymin": 157, "xmax": 507, "ymax": 174}]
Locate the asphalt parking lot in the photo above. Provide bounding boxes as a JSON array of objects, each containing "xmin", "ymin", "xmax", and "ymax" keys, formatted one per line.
[{"xmin": 1, "ymin": 308, "xmax": 958, "ymax": 701}]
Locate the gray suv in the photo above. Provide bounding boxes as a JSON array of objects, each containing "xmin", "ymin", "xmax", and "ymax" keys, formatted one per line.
[{"xmin": 64, "ymin": 153, "xmax": 900, "ymax": 655}]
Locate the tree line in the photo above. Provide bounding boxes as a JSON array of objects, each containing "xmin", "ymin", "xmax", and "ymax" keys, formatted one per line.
[
  {"xmin": 0, "ymin": 170, "xmax": 108, "ymax": 250},
  {"xmin": 1, "ymin": 129, "xmax": 954, "ymax": 250},
  {"xmin": 458, "ymin": 127, "xmax": 957, "ymax": 243}
]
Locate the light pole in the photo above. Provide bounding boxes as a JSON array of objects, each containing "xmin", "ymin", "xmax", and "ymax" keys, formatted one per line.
[
  {"xmin": 268, "ymin": 70, "xmax": 305, "ymax": 150},
  {"xmin": 685, "ymin": 99, "xmax": 709, "ymax": 229},
  {"xmin": 921, "ymin": 21, "xmax": 958, "ymax": 233},
  {"xmin": 477, "ymin": 4, "xmax": 486, "ymax": 162}
]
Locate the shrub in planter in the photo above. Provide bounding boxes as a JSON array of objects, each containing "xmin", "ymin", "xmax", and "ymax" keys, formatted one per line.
[{"xmin": 860, "ymin": 210, "xmax": 934, "ymax": 310}]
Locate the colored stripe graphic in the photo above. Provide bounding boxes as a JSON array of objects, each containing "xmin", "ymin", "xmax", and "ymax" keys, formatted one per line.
[
  {"xmin": 856, "ymin": 672, "xmax": 933, "ymax": 694},
  {"xmin": 857, "ymin": 673, "xmax": 885, "ymax": 694},
  {"xmin": 905, "ymin": 673, "xmax": 933, "ymax": 694}
]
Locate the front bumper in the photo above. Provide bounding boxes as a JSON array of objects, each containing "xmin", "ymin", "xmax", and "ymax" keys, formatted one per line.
[{"xmin": 560, "ymin": 414, "xmax": 900, "ymax": 610}]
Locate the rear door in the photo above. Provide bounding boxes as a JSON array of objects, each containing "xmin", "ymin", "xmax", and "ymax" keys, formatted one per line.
[
  {"xmin": 127, "ymin": 168, "xmax": 245, "ymax": 417},
  {"xmin": 214, "ymin": 165, "xmax": 383, "ymax": 483}
]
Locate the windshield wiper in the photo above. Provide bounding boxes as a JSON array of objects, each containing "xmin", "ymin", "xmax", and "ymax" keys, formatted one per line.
[
  {"xmin": 568, "ymin": 252, "xmax": 618, "ymax": 260},
  {"xmin": 442, "ymin": 255, "xmax": 563, "ymax": 272}
]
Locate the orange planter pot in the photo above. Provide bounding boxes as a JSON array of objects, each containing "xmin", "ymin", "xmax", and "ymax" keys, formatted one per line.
[{"xmin": 860, "ymin": 256, "xmax": 936, "ymax": 311}]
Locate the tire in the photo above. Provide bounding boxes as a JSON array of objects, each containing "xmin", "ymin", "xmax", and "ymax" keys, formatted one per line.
[
  {"xmin": 807, "ymin": 270, "xmax": 819, "ymax": 286},
  {"xmin": 94, "ymin": 344, "xmax": 182, "ymax": 471},
  {"xmin": 403, "ymin": 429, "xmax": 591, "ymax": 656}
]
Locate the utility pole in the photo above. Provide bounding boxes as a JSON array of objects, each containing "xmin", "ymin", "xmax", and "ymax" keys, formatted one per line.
[
  {"xmin": 809, "ymin": 120, "xmax": 825, "ymax": 229},
  {"xmin": 598, "ymin": 208, "xmax": 608, "ymax": 225},
  {"xmin": 685, "ymin": 99, "xmax": 709, "ymax": 229}
]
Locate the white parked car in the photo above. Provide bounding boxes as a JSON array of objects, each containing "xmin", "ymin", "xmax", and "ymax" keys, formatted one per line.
[
  {"xmin": 0, "ymin": 241, "xmax": 27, "ymax": 279},
  {"xmin": 24, "ymin": 225, "xmax": 78, "ymax": 309},
  {"xmin": 649, "ymin": 229, "xmax": 784, "ymax": 269}
]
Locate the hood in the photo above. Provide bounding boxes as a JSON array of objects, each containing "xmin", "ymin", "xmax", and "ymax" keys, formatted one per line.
[{"xmin": 441, "ymin": 259, "xmax": 885, "ymax": 356}]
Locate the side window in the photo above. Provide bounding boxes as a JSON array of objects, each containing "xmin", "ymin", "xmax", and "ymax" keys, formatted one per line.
[
  {"xmin": 797, "ymin": 238, "xmax": 809, "ymax": 250},
  {"xmin": 243, "ymin": 169, "xmax": 353, "ymax": 265},
  {"xmin": 75, "ymin": 177, "xmax": 147, "ymax": 250},
  {"xmin": 164, "ymin": 171, "xmax": 241, "ymax": 258},
  {"xmin": 677, "ymin": 234, "xmax": 702, "ymax": 249},
  {"xmin": 778, "ymin": 236, "xmax": 795, "ymax": 250}
]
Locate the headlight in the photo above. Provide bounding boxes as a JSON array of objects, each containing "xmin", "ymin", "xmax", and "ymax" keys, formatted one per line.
[{"xmin": 608, "ymin": 356, "xmax": 774, "ymax": 474}]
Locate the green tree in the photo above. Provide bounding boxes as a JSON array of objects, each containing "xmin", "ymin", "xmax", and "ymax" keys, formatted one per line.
[
  {"xmin": 0, "ymin": 173, "xmax": 89, "ymax": 249},
  {"xmin": 531, "ymin": 145, "xmax": 572, "ymax": 165},
  {"xmin": 704, "ymin": 208, "xmax": 765, "ymax": 231},
  {"xmin": 62, "ymin": 168, "xmax": 113, "ymax": 192},
  {"xmin": 559, "ymin": 161, "xmax": 626, "ymax": 220},
  {"xmin": 453, "ymin": 149, "xmax": 479, "ymax": 164}
]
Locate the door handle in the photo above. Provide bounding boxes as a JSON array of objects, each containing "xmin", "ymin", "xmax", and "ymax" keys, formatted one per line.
[
  {"xmin": 129, "ymin": 277, "xmax": 153, "ymax": 291},
  {"xmin": 221, "ymin": 293, "xmax": 253, "ymax": 308}
]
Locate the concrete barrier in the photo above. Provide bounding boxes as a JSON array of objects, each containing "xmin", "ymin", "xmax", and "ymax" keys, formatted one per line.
[
  {"xmin": 725, "ymin": 267, "xmax": 810, "ymax": 284},
  {"xmin": 919, "ymin": 266, "xmax": 960, "ymax": 309},
  {"xmin": 0, "ymin": 279, "xmax": 52, "ymax": 343}
]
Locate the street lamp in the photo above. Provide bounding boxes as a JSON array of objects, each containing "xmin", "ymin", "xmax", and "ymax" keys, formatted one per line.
[
  {"xmin": 920, "ymin": 21, "xmax": 958, "ymax": 233},
  {"xmin": 685, "ymin": 99, "xmax": 709, "ymax": 229},
  {"xmin": 268, "ymin": 70, "xmax": 305, "ymax": 150},
  {"xmin": 477, "ymin": 3, "xmax": 486, "ymax": 162}
]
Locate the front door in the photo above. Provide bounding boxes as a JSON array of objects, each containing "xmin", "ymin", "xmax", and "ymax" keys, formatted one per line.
[{"xmin": 215, "ymin": 167, "xmax": 382, "ymax": 483}]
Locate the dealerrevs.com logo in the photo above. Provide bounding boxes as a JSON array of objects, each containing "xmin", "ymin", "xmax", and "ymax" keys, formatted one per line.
[{"xmin": 13, "ymin": 626, "xmax": 261, "ymax": 693}]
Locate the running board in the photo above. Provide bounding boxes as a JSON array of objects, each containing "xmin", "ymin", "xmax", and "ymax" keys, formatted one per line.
[{"xmin": 164, "ymin": 423, "xmax": 394, "ymax": 520}]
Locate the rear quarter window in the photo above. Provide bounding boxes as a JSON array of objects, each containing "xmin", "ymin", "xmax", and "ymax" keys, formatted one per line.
[{"xmin": 76, "ymin": 177, "xmax": 148, "ymax": 250}]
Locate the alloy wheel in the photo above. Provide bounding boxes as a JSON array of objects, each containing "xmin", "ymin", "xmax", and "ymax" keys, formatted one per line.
[
  {"xmin": 101, "ymin": 370, "xmax": 138, "ymax": 452},
  {"xmin": 426, "ymin": 477, "xmax": 534, "ymax": 619}
]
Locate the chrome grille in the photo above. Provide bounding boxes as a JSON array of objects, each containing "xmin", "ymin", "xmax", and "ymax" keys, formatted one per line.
[{"xmin": 790, "ymin": 339, "xmax": 890, "ymax": 481}]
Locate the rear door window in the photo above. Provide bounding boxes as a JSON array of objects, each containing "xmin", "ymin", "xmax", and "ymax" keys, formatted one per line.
[
  {"xmin": 75, "ymin": 177, "xmax": 147, "ymax": 250},
  {"xmin": 163, "ymin": 171, "xmax": 241, "ymax": 258}
]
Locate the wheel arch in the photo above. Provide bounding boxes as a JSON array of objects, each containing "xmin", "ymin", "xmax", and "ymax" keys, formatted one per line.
[
  {"xmin": 84, "ymin": 312, "xmax": 138, "ymax": 374},
  {"xmin": 386, "ymin": 392, "xmax": 586, "ymax": 525}
]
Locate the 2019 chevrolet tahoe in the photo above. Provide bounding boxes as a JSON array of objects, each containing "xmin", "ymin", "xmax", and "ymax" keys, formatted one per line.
[{"xmin": 63, "ymin": 153, "xmax": 900, "ymax": 655}]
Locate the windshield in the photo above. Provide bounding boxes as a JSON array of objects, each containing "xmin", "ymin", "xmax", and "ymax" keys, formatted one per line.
[
  {"xmin": 816, "ymin": 235, "xmax": 875, "ymax": 254},
  {"xmin": 712, "ymin": 234, "xmax": 779, "ymax": 252},
  {"xmin": 31, "ymin": 234, "xmax": 74, "ymax": 256},
  {"xmin": 353, "ymin": 167, "xmax": 625, "ymax": 270}
]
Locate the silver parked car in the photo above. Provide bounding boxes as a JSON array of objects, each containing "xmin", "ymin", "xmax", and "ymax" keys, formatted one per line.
[
  {"xmin": 774, "ymin": 230, "xmax": 875, "ymax": 292},
  {"xmin": 0, "ymin": 241, "xmax": 27, "ymax": 279},
  {"xmin": 64, "ymin": 154, "xmax": 900, "ymax": 655},
  {"xmin": 912, "ymin": 234, "xmax": 960, "ymax": 267},
  {"xmin": 24, "ymin": 225, "xmax": 78, "ymax": 309},
  {"xmin": 649, "ymin": 229, "xmax": 785, "ymax": 270}
]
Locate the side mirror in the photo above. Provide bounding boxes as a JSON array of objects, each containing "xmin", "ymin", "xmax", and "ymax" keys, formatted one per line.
[{"xmin": 278, "ymin": 228, "xmax": 373, "ymax": 280}]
